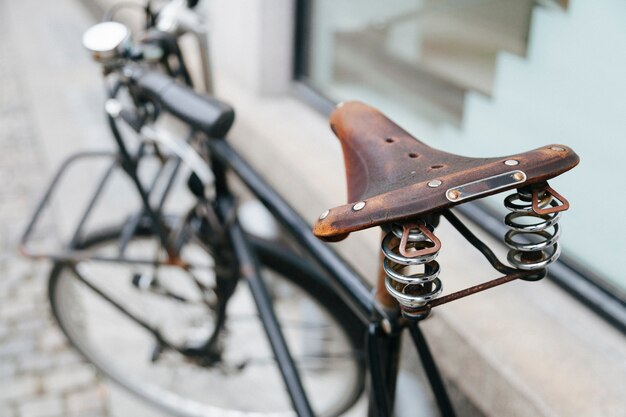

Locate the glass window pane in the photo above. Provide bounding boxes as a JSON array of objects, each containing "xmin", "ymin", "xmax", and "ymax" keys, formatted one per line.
[{"xmin": 299, "ymin": 0, "xmax": 625, "ymax": 292}]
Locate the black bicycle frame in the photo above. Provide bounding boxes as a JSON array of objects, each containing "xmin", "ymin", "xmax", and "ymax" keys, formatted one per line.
[
  {"xmin": 21, "ymin": 126, "xmax": 455, "ymax": 417},
  {"xmin": 21, "ymin": 86, "xmax": 455, "ymax": 416},
  {"xmin": 21, "ymin": 133, "xmax": 456, "ymax": 416},
  {"xmin": 206, "ymin": 138, "xmax": 456, "ymax": 417}
]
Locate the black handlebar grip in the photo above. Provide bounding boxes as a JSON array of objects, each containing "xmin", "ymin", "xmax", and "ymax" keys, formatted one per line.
[{"xmin": 132, "ymin": 69, "xmax": 234, "ymax": 138}]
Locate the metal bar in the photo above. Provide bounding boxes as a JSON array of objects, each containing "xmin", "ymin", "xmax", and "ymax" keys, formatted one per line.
[
  {"xmin": 381, "ymin": 330, "xmax": 402, "ymax": 413},
  {"xmin": 366, "ymin": 324, "xmax": 391, "ymax": 417},
  {"xmin": 28, "ymin": 251, "xmax": 210, "ymax": 269},
  {"xmin": 139, "ymin": 141, "xmax": 166, "ymax": 206},
  {"xmin": 429, "ymin": 272, "xmax": 527, "ymax": 308},
  {"xmin": 195, "ymin": 28, "xmax": 214, "ymax": 93},
  {"xmin": 69, "ymin": 162, "xmax": 117, "ymax": 247},
  {"xmin": 117, "ymin": 138, "xmax": 184, "ymax": 252},
  {"xmin": 455, "ymin": 202, "xmax": 626, "ymax": 335},
  {"xmin": 119, "ymin": 163, "xmax": 172, "ymax": 253},
  {"xmin": 224, "ymin": 201, "xmax": 314, "ymax": 417},
  {"xmin": 442, "ymin": 209, "xmax": 514, "ymax": 274},
  {"xmin": 156, "ymin": 157, "xmax": 182, "ymax": 213},
  {"xmin": 107, "ymin": 108, "xmax": 172, "ymax": 252},
  {"xmin": 407, "ymin": 322, "xmax": 457, "ymax": 417},
  {"xmin": 121, "ymin": 149, "xmax": 180, "ymax": 251},
  {"xmin": 141, "ymin": 126, "xmax": 214, "ymax": 185},
  {"xmin": 207, "ymin": 138, "xmax": 380, "ymax": 324},
  {"xmin": 20, "ymin": 151, "xmax": 117, "ymax": 255},
  {"xmin": 118, "ymin": 213, "xmax": 144, "ymax": 255},
  {"xmin": 67, "ymin": 264, "xmax": 172, "ymax": 348}
]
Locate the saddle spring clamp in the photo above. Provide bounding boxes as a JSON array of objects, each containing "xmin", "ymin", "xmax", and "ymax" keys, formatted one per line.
[
  {"xmin": 381, "ymin": 220, "xmax": 443, "ymax": 320},
  {"xmin": 380, "ymin": 182, "xmax": 570, "ymax": 319},
  {"xmin": 503, "ymin": 182, "xmax": 569, "ymax": 281}
]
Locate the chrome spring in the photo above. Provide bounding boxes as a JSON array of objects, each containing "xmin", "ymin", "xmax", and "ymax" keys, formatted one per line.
[
  {"xmin": 381, "ymin": 221, "xmax": 443, "ymax": 319},
  {"xmin": 503, "ymin": 187, "xmax": 563, "ymax": 279}
]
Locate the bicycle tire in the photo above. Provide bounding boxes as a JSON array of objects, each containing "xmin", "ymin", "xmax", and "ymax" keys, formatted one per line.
[{"xmin": 48, "ymin": 224, "xmax": 366, "ymax": 417}]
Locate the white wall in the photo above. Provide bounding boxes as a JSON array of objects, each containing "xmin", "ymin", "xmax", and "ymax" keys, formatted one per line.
[{"xmin": 209, "ymin": 0, "xmax": 295, "ymax": 95}]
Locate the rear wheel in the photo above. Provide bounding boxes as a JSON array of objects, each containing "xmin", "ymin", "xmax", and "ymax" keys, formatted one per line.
[{"xmin": 49, "ymin": 224, "xmax": 365, "ymax": 417}]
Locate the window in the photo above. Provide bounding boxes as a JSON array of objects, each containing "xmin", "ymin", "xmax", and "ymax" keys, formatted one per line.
[
  {"xmin": 296, "ymin": 0, "xmax": 626, "ymax": 301},
  {"xmin": 298, "ymin": 0, "xmax": 534, "ymax": 127}
]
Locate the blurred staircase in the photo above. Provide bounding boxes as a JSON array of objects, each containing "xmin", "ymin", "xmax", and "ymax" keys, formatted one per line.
[{"xmin": 437, "ymin": 0, "xmax": 626, "ymax": 286}]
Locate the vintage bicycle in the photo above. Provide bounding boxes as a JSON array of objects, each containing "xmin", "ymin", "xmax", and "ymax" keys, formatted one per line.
[{"xmin": 20, "ymin": 1, "xmax": 579, "ymax": 416}]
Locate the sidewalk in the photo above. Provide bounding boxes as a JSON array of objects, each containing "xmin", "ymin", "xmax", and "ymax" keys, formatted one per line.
[
  {"xmin": 0, "ymin": 2, "xmax": 109, "ymax": 416},
  {"xmin": 0, "ymin": 0, "xmax": 166, "ymax": 415}
]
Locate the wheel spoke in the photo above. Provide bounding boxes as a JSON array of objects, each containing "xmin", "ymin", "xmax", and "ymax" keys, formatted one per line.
[{"xmin": 50, "ymin": 226, "xmax": 365, "ymax": 416}]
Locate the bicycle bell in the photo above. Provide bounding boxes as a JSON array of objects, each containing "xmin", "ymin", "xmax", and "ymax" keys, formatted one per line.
[{"xmin": 82, "ymin": 21, "xmax": 130, "ymax": 64}]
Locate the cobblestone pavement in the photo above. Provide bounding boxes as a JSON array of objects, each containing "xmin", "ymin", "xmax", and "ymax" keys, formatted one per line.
[{"xmin": 0, "ymin": 1, "xmax": 110, "ymax": 416}]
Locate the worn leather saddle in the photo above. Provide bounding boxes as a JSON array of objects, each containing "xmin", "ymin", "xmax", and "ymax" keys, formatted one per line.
[{"xmin": 313, "ymin": 101, "xmax": 579, "ymax": 241}]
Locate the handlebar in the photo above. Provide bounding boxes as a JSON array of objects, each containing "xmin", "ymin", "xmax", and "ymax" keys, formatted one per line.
[{"xmin": 129, "ymin": 67, "xmax": 234, "ymax": 138}]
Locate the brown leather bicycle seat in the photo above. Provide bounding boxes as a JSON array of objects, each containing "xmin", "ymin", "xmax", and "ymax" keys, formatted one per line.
[{"xmin": 313, "ymin": 101, "xmax": 580, "ymax": 241}]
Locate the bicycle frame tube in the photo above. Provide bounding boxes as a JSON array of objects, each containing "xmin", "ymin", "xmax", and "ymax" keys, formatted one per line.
[
  {"xmin": 214, "ymin": 194, "xmax": 316, "ymax": 416},
  {"xmin": 207, "ymin": 139, "xmax": 401, "ymax": 416},
  {"xmin": 207, "ymin": 138, "xmax": 385, "ymax": 325},
  {"xmin": 209, "ymin": 140, "xmax": 408, "ymax": 417},
  {"xmin": 206, "ymin": 138, "xmax": 453, "ymax": 417},
  {"xmin": 366, "ymin": 323, "xmax": 403, "ymax": 416},
  {"xmin": 203, "ymin": 149, "xmax": 314, "ymax": 415},
  {"xmin": 106, "ymin": 102, "xmax": 173, "ymax": 253}
]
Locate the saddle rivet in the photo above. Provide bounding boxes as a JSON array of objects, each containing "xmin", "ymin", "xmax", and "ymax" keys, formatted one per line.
[
  {"xmin": 447, "ymin": 189, "xmax": 461, "ymax": 200},
  {"xmin": 513, "ymin": 172, "xmax": 525, "ymax": 181},
  {"xmin": 319, "ymin": 209, "xmax": 330, "ymax": 220},
  {"xmin": 352, "ymin": 201, "xmax": 366, "ymax": 211},
  {"xmin": 504, "ymin": 159, "xmax": 519, "ymax": 166},
  {"xmin": 550, "ymin": 146, "xmax": 565, "ymax": 151},
  {"xmin": 428, "ymin": 180, "xmax": 442, "ymax": 188}
]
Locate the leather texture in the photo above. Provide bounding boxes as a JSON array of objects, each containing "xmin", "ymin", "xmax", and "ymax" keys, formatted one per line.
[{"xmin": 313, "ymin": 101, "xmax": 580, "ymax": 241}]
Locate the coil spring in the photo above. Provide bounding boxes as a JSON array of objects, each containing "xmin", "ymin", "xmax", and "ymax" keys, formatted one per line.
[
  {"xmin": 504, "ymin": 186, "xmax": 565, "ymax": 279},
  {"xmin": 382, "ymin": 221, "xmax": 443, "ymax": 319}
]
